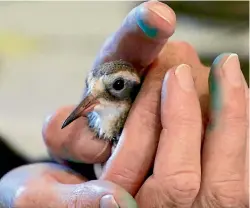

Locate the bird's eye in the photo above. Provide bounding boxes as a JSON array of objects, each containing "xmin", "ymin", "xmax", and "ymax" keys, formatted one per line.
[{"xmin": 112, "ymin": 78, "xmax": 125, "ymax": 91}]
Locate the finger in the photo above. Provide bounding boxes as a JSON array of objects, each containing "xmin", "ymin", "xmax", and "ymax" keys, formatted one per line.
[
  {"xmin": 136, "ymin": 65, "xmax": 202, "ymax": 207},
  {"xmin": 0, "ymin": 163, "xmax": 85, "ymax": 207},
  {"xmin": 240, "ymin": 73, "xmax": 249, "ymax": 203},
  {"xmin": 43, "ymin": 0, "xmax": 176, "ymax": 164},
  {"xmin": 200, "ymin": 53, "xmax": 248, "ymax": 207},
  {"xmin": 100, "ymin": 41, "xmax": 205, "ymax": 196},
  {"xmin": 161, "ymin": 41, "xmax": 211, "ymax": 128},
  {"xmin": 0, "ymin": 163, "xmax": 137, "ymax": 208},
  {"xmin": 93, "ymin": 0, "xmax": 176, "ymax": 70},
  {"xmin": 244, "ymin": 89, "xmax": 249, "ymax": 202},
  {"xmin": 43, "ymin": 106, "xmax": 111, "ymax": 164}
]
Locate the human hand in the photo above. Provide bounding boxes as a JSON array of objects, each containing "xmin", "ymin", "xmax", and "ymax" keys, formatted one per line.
[
  {"xmin": 101, "ymin": 47, "xmax": 249, "ymax": 207},
  {"xmin": 0, "ymin": 1, "xmax": 177, "ymax": 207}
]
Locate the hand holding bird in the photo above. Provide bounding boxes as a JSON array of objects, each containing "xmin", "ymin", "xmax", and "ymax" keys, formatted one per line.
[
  {"xmin": 61, "ymin": 60, "xmax": 141, "ymax": 145},
  {"xmin": 0, "ymin": 1, "xmax": 248, "ymax": 208}
]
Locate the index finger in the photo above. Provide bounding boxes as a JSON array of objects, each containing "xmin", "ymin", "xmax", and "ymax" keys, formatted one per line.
[
  {"xmin": 93, "ymin": 0, "xmax": 176, "ymax": 70},
  {"xmin": 43, "ymin": 1, "xmax": 176, "ymax": 164}
]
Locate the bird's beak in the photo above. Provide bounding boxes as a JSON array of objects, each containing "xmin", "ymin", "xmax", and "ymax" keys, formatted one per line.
[{"xmin": 61, "ymin": 94, "xmax": 100, "ymax": 129}]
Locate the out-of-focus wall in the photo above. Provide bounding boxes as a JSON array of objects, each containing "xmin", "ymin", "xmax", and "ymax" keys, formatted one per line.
[
  {"xmin": 0, "ymin": 1, "xmax": 249, "ymax": 160},
  {"xmin": 167, "ymin": 1, "xmax": 249, "ymax": 75},
  {"xmin": 0, "ymin": 1, "xmax": 132, "ymax": 159}
]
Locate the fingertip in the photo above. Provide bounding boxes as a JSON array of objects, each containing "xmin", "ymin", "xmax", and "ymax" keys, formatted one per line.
[
  {"xmin": 57, "ymin": 180, "xmax": 138, "ymax": 208},
  {"xmin": 94, "ymin": 1, "xmax": 177, "ymax": 69},
  {"xmin": 42, "ymin": 106, "xmax": 75, "ymax": 150},
  {"xmin": 159, "ymin": 41, "xmax": 202, "ymax": 67},
  {"xmin": 140, "ymin": 0, "xmax": 176, "ymax": 39},
  {"xmin": 161, "ymin": 64, "xmax": 201, "ymax": 123},
  {"xmin": 212, "ymin": 53, "xmax": 232, "ymax": 67},
  {"xmin": 210, "ymin": 53, "xmax": 234, "ymax": 79},
  {"xmin": 162, "ymin": 64, "xmax": 194, "ymax": 99},
  {"xmin": 42, "ymin": 106, "xmax": 111, "ymax": 164},
  {"xmin": 100, "ymin": 195, "xmax": 119, "ymax": 208},
  {"xmin": 134, "ymin": 1, "xmax": 176, "ymax": 39}
]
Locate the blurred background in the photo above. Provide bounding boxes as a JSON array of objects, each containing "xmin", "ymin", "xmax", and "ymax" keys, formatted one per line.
[{"xmin": 0, "ymin": 1, "xmax": 249, "ymax": 177}]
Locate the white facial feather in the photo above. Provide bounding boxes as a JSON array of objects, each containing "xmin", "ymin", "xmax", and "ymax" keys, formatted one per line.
[
  {"xmin": 86, "ymin": 70, "xmax": 139, "ymax": 139},
  {"xmin": 88, "ymin": 99, "xmax": 126, "ymax": 139},
  {"xmin": 87, "ymin": 77, "xmax": 105, "ymax": 96}
]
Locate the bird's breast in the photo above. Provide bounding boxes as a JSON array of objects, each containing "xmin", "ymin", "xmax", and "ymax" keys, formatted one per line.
[{"xmin": 87, "ymin": 102, "xmax": 129, "ymax": 140}]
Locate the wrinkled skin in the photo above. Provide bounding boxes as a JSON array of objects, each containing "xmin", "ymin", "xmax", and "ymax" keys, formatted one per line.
[{"xmin": 0, "ymin": 1, "xmax": 248, "ymax": 208}]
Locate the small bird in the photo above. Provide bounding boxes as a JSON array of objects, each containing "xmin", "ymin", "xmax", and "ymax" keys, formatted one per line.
[{"xmin": 61, "ymin": 60, "xmax": 141, "ymax": 145}]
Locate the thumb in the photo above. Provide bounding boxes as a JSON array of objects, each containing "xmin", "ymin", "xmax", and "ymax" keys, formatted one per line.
[
  {"xmin": 0, "ymin": 163, "xmax": 137, "ymax": 208},
  {"xmin": 14, "ymin": 180, "xmax": 138, "ymax": 208},
  {"xmin": 58, "ymin": 180, "xmax": 138, "ymax": 208}
]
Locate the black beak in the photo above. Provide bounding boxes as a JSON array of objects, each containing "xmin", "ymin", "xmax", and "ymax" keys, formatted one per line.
[{"xmin": 61, "ymin": 94, "xmax": 100, "ymax": 129}]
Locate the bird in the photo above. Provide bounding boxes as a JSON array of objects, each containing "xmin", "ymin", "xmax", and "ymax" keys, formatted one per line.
[{"xmin": 61, "ymin": 60, "xmax": 142, "ymax": 145}]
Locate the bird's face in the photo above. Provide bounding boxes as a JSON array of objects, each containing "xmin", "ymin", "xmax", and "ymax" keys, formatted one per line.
[{"xmin": 62, "ymin": 61, "xmax": 141, "ymax": 142}]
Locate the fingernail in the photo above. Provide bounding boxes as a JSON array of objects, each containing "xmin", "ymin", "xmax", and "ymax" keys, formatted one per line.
[
  {"xmin": 222, "ymin": 53, "xmax": 242, "ymax": 87},
  {"xmin": 148, "ymin": 1, "xmax": 174, "ymax": 24},
  {"xmin": 175, "ymin": 64, "xmax": 194, "ymax": 91},
  {"xmin": 207, "ymin": 53, "xmax": 228, "ymax": 130},
  {"xmin": 136, "ymin": 6, "xmax": 158, "ymax": 38},
  {"xmin": 209, "ymin": 72, "xmax": 221, "ymax": 115},
  {"xmin": 209, "ymin": 54, "xmax": 229, "ymax": 113},
  {"xmin": 135, "ymin": 1, "xmax": 175, "ymax": 39},
  {"xmin": 100, "ymin": 195, "xmax": 119, "ymax": 208}
]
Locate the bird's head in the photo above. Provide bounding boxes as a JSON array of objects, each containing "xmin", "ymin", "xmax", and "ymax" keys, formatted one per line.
[{"xmin": 62, "ymin": 60, "xmax": 141, "ymax": 143}]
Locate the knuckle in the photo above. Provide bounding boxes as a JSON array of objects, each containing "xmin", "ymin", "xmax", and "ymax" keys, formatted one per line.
[
  {"xmin": 204, "ymin": 179, "xmax": 247, "ymax": 208},
  {"xmin": 164, "ymin": 41, "xmax": 200, "ymax": 64},
  {"xmin": 154, "ymin": 171, "xmax": 201, "ymax": 206},
  {"xmin": 161, "ymin": 40, "xmax": 203, "ymax": 75},
  {"xmin": 108, "ymin": 167, "xmax": 140, "ymax": 192},
  {"xmin": 195, "ymin": 196, "xmax": 247, "ymax": 208},
  {"xmin": 136, "ymin": 179, "xmax": 168, "ymax": 208},
  {"xmin": 199, "ymin": 195, "xmax": 248, "ymax": 208},
  {"xmin": 167, "ymin": 41, "xmax": 196, "ymax": 55}
]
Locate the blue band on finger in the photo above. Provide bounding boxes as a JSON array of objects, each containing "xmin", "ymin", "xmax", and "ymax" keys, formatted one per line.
[{"xmin": 136, "ymin": 7, "xmax": 158, "ymax": 38}]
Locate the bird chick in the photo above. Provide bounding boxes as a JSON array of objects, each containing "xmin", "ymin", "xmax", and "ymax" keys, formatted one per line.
[{"xmin": 61, "ymin": 60, "xmax": 141, "ymax": 144}]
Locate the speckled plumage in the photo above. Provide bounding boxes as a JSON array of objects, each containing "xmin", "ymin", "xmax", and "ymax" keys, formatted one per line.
[
  {"xmin": 62, "ymin": 60, "xmax": 141, "ymax": 145},
  {"xmin": 85, "ymin": 60, "xmax": 141, "ymax": 143}
]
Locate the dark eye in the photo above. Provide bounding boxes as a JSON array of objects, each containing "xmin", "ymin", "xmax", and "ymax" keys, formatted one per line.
[{"xmin": 112, "ymin": 79, "xmax": 125, "ymax": 91}]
